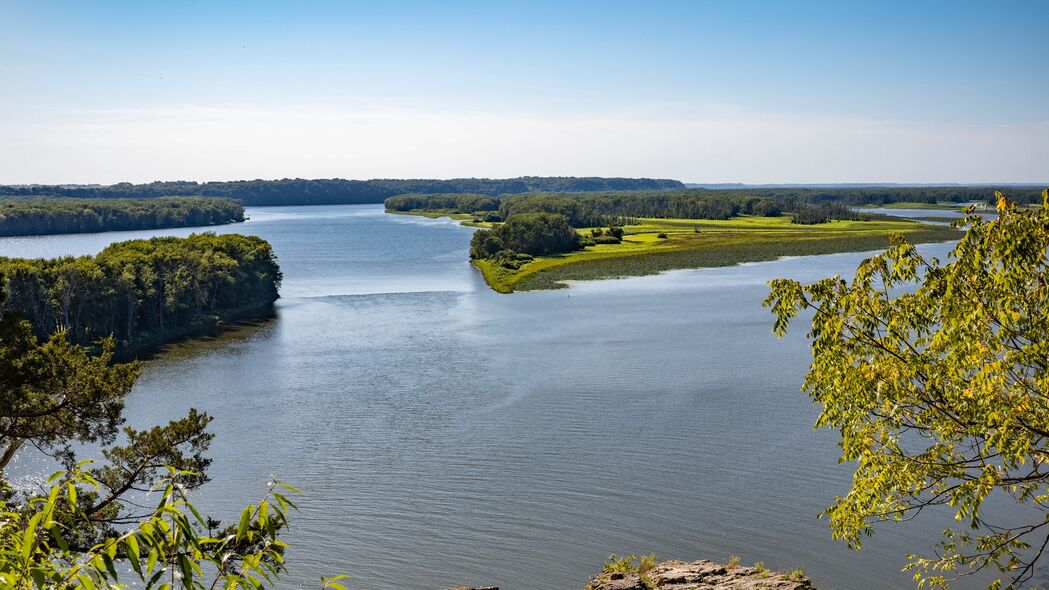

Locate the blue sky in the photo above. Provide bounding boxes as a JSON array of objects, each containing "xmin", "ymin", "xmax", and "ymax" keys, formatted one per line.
[{"xmin": 1, "ymin": 0, "xmax": 1047, "ymax": 183}]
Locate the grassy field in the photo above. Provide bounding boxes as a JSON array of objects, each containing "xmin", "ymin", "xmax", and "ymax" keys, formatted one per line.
[
  {"xmin": 387, "ymin": 210, "xmax": 962, "ymax": 293},
  {"xmin": 480, "ymin": 216, "xmax": 960, "ymax": 292}
]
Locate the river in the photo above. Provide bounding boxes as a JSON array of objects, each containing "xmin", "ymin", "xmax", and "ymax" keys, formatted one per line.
[{"xmin": 0, "ymin": 205, "xmax": 1022, "ymax": 589}]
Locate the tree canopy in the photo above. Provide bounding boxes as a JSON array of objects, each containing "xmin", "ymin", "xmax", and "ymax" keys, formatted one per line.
[
  {"xmin": 0, "ymin": 278, "xmax": 336, "ymax": 588},
  {"xmin": 0, "ymin": 197, "xmax": 244, "ymax": 237},
  {"xmin": 765, "ymin": 191, "xmax": 1049, "ymax": 589},
  {"xmin": 0, "ymin": 233, "xmax": 281, "ymax": 354},
  {"xmin": 1, "ymin": 177, "xmax": 686, "ymax": 206},
  {"xmin": 469, "ymin": 213, "xmax": 581, "ymax": 264}
]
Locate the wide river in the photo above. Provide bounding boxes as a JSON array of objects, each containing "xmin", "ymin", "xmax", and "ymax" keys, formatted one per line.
[{"xmin": 0, "ymin": 205, "xmax": 1019, "ymax": 589}]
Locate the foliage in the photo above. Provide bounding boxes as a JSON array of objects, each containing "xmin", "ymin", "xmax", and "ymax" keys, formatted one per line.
[
  {"xmin": 0, "ymin": 277, "xmax": 335, "ymax": 588},
  {"xmin": 393, "ymin": 186, "xmax": 1048, "ymax": 231},
  {"xmin": 765, "ymin": 191, "xmax": 1049, "ymax": 589},
  {"xmin": 488, "ymin": 250, "xmax": 533, "ymax": 270},
  {"xmin": 0, "ymin": 318, "xmax": 137, "ymax": 475},
  {"xmin": 0, "ymin": 197, "xmax": 243, "ymax": 237},
  {"xmin": 493, "ymin": 218, "xmax": 960, "ymax": 294},
  {"xmin": 469, "ymin": 213, "xmax": 581, "ymax": 261},
  {"xmin": 0, "ymin": 288, "xmax": 213, "ymax": 550},
  {"xmin": 384, "ymin": 193, "xmax": 499, "ymax": 213},
  {"xmin": 790, "ymin": 202, "xmax": 866, "ymax": 225},
  {"xmin": 3, "ymin": 177, "xmax": 685, "ymax": 206},
  {"xmin": 0, "ymin": 464, "xmax": 344, "ymax": 589},
  {"xmin": 0, "ymin": 233, "xmax": 281, "ymax": 352},
  {"xmin": 601, "ymin": 553, "xmax": 657, "ymax": 575}
]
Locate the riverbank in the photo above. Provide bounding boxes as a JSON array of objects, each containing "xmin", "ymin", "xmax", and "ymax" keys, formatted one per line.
[
  {"xmin": 396, "ymin": 211, "xmax": 960, "ymax": 293},
  {"xmin": 116, "ymin": 303, "xmax": 276, "ymax": 360}
]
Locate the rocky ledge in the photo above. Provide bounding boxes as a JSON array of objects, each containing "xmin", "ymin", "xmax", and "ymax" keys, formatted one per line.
[
  {"xmin": 446, "ymin": 558, "xmax": 814, "ymax": 590},
  {"xmin": 587, "ymin": 560, "xmax": 814, "ymax": 590}
]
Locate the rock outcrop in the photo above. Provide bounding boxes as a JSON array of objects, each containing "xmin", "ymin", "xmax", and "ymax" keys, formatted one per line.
[
  {"xmin": 444, "ymin": 558, "xmax": 815, "ymax": 590},
  {"xmin": 586, "ymin": 559, "xmax": 814, "ymax": 590}
]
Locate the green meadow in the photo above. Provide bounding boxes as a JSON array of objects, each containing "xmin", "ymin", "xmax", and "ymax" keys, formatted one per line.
[
  {"xmin": 475, "ymin": 216, "xmax": 959, "ymax": 292},
  {"xmin": 395, "ymin": 210, "xmax": 962, "ymax": 292}
]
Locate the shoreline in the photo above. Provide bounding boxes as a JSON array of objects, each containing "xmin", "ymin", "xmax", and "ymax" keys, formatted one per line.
[{"xmin": 389, "ymin": 210, "xmax": 961, "ymax": 293}]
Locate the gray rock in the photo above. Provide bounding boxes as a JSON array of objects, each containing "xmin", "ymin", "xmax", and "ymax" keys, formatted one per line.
[{"xmin": 587, "ymin": 559, "xmax": 814, "ymax": 590}]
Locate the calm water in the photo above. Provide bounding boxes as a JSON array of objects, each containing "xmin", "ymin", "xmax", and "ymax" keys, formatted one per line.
[{"xmin": 0, "ymin": 206, "xmax": 1024, "ymax": 589}]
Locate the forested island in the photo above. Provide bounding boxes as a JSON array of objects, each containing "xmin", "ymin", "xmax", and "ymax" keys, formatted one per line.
[
  {"xmin": 0, "ymin": 177, "xmax": 685, "ymax": 206},
  {"xmin": 0, "ymin": 233, "xmax": 281, "ymax": 355},
  {"xmin": 386, "ymin": 189, "xmax": 978, "ymax": 292},
  {"xmin": 0, "ymin": 196, "xmax": 244, "ymax": 237}
]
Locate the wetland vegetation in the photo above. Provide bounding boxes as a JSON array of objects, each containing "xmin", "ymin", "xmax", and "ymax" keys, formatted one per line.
[
  {"xmin": 389, "ymin": 191, "xmax": 966, "ymax": 293},
  {"xmin": 474, "ymin": 216, "xmax": 961, "ymax": 292}
]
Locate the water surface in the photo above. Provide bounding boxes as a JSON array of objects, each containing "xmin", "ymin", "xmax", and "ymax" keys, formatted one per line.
[{"xmin": 1, "ymin": 205, "xmax": 1023, "ymax": 589}]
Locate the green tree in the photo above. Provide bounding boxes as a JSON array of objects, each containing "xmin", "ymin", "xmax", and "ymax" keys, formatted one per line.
[
  {"xmin": 765, "ymin": 192, "xmax": 1049, "ymax": 589},
  {"xmin": 0, "ymin": 277, "xmax": 334, "ymax": 588},
  {"xmin": 0, "ymin": 464, "xmax": 348, "ymax": 589},
  {"xmin": 469, "ymin": 213, "xmax": 581, "ymax": 261}
]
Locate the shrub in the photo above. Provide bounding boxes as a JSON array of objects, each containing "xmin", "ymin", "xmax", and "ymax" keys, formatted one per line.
[
  {"xmin": 490, "ymin": 249, "xmax": 534, "ymax": 269},
  {"xmin": 469, "ymin": 213, "xmax": 581, "ymax": 259}
]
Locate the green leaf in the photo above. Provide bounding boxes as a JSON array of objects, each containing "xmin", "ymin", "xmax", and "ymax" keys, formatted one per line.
[
  {"xmin": 236, "ymin": 505, "xmax": 254, "ymax": 541},
  {"xmin": 22, "ymin": 511, "xmax": 44, "ymax": 562}
]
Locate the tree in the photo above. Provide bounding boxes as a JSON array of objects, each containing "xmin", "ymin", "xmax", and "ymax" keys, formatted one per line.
[
  {"xmin": 469, "ymin": 213, "xmax": 581, "ymax": 262},
  {"xmin": 765, "ymin": 191, "xmax": 1049, "ymax": 589},
  {"xmin": 0, "ymin": 276, "xmax": 334, "ymax": 588}
]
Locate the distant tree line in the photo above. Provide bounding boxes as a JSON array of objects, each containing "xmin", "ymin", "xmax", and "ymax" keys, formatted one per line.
[
  {"xmin": 751, "ymin": 186, "xmax": 1047, "ymax": 206},
  {"xmin": 392, "ymin": 185, "xmax": 1048, "ymax": 228},
  {"xmin": 391, "ymin": 191, "xmax": 789, "ymax": 227},
  {"xmin": 1, "ymin": 177, "xmax": 686, "ymax": 206},
  {"xmin": 0, "ymin": 196, "xmax": 244, "ymax": 237},
  {"xmin": 498, "ymin": 192, "xmax": 788, "ymax": 225},
  {"xmin": 0, "ymin": 233, "xmax": 281, "ymax": 353}
]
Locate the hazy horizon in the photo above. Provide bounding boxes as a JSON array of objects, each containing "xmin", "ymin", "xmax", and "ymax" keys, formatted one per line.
[{"xmin": 2, "ymin": 1, "xmax": 1047, "ymax": 185}]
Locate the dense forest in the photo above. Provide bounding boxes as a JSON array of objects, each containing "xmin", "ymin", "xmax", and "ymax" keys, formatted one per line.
[
  {"xmin": 0, "ymin": 177, "xmax": 686, "ymax": 206},
  {"xmin": 390, "ymin": 191, "xmax": 792, "ymax": 226},
  {"xmin": 391, "ymin": 186, "xmax": 1049, "ymax": 228},
  {"xmin": 0, "ymin": 233, "xmax": 281, "ymax": 353},
  {"xmin": 385, "ymin": 193, "xmax": 500, "ymax": 214},
  {"xmin": 739, "ymin": 185, "xmax": 1047, "ymax": 206},
  {"xmin": 0, "ymin": 196, "xmax": 244, "ymax": 237}
]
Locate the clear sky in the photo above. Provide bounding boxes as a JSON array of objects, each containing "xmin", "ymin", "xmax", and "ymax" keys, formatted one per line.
[{"xmin": 1, "ymin": 0, "xmax": 1047, "ymax": 184}]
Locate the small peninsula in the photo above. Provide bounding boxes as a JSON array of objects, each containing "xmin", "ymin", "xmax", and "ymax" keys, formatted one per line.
[{"xmin": 386, "ymin": 191, "xmax": 963, "ymax": 293}]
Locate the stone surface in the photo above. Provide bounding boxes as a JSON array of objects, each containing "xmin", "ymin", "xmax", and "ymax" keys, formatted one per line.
[
  {"xmin": 443, "ymin": 558, "xmax": 815, "ymax": 590},
  {"xmin": 586, "ymin": 559, "xmax": 814, "ymax": 590}
]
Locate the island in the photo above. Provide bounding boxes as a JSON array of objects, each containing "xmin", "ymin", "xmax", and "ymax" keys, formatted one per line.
[{"xmin": 386, "ymin": 190, "xmax": 965, "ymax": 293}]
